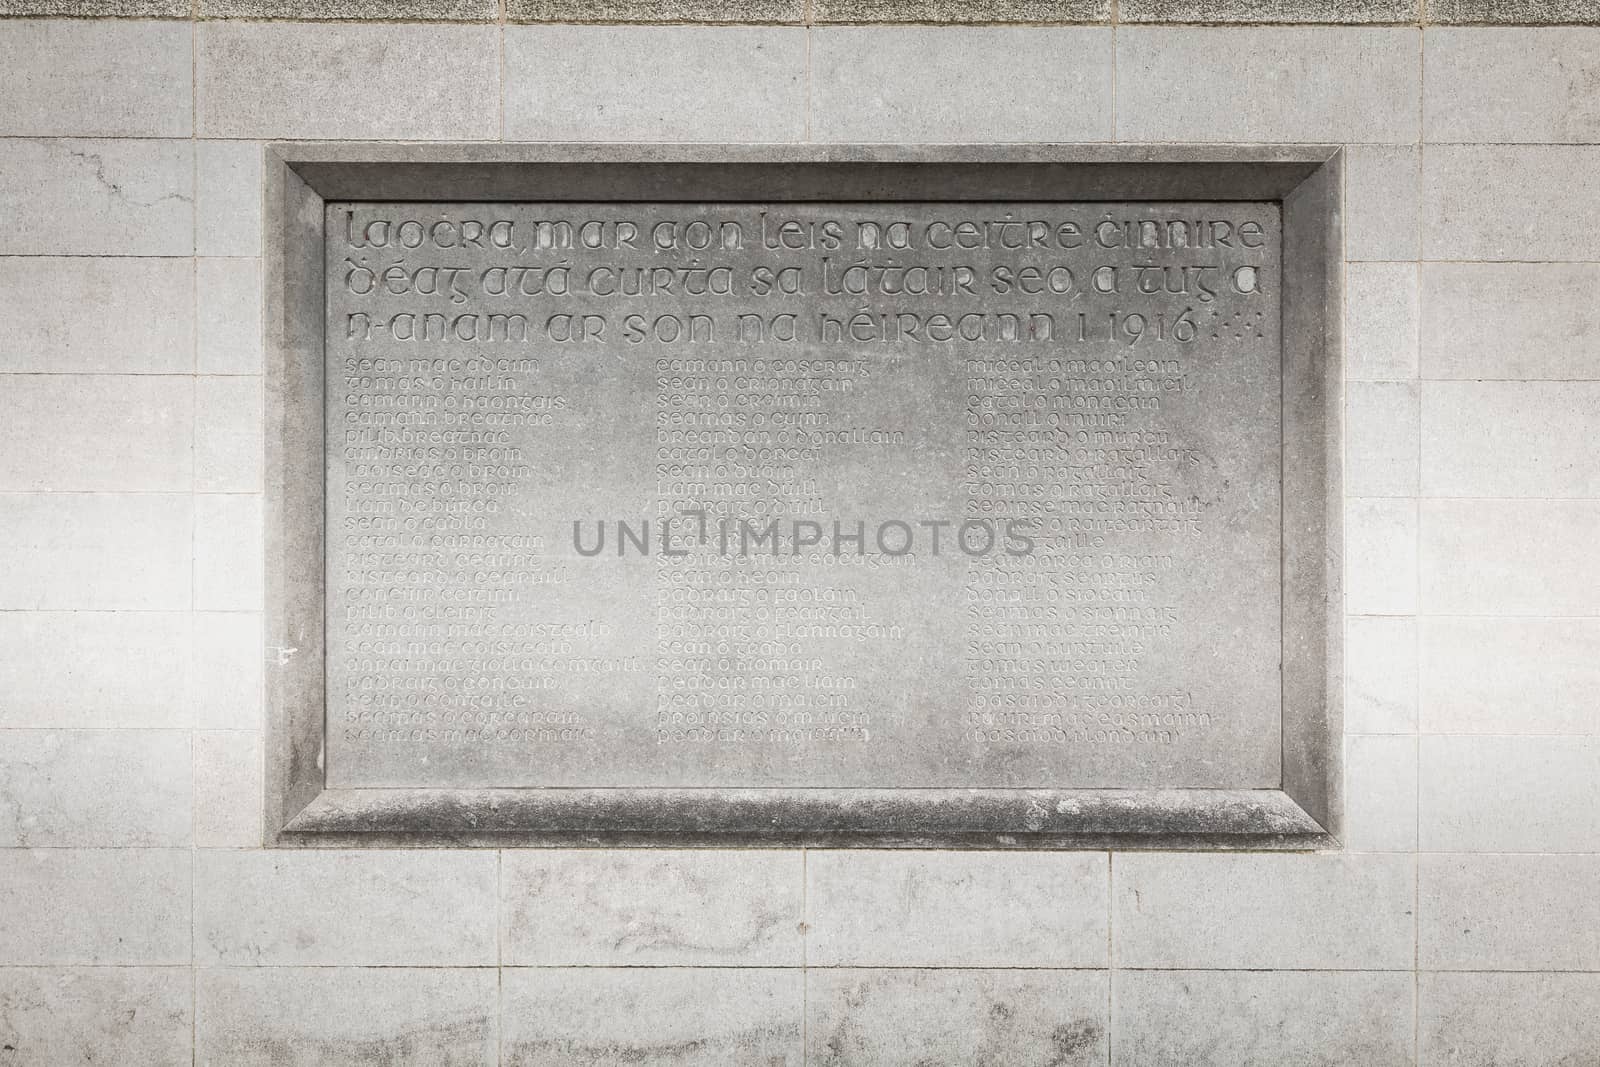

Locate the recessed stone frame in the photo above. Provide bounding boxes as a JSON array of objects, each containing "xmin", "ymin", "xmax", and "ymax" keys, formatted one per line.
[{"xmin": 264, "ymin": 143, "xmax": 1342, "ymax": 850}]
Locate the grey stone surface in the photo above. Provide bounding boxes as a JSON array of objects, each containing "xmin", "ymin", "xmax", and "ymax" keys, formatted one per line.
[
  {"xmin": 0, "ymin": 849, "xmax": 190, "ymax": 965},
  {"xmin": 1345, "ymin": 381, "xmax": 1418, "ymax": 497},
  {"xmin": 1115, "ymin": 28, "xmax": 1420, "ymax": 144},
  {"xmin": 196, "ymin": 375, "xmax": 264, "ymax": 493},
  {"xmin": 325, "ymin": 198, "xmax": 1282, "ymax": 795},
  {"xmin": 1420, "ymin": 854, "xmax": 1600, "ymax": 970},
  {"xmin": 1122, "ymin": 0, "xmax": 1416, "ymax": 21},
  {"xmin": 194, "ymin": 850, "xmax": 497, "ymax": 965},
  {"xmin": 813, "ymin": 0, "xmax": 1108, "ymax": 21},
  {"xmin": 194, "ymin": 494, "xmax": 263, "ymax": 611},
  {"xmin": 1344, "ymin": 615, "xmax": 1417, "ymax": 733},
  {"xmin": 1421, "ymin": 617, "xmax": 1600, "ymax": 734},
  {"xmin": 1344, "ymin": 498, "xmax": 1417, "ymax": 616},
  {"xmin": 202, "ymin": 0, "xmax": 494, "ymax": 16},
  {"xmin": 0, "ymin": 730, "xmax": 192, "ymax": 846},
  {"xmin": 1421, "ymin": 263, "xmax": 1600, "ymax": 380},
  {"xmin": 806, "ymin": 851, "xmax": 1107, "ymax": 966},
  {"xmin": 1423, "ymin": 381, "xmax": 1600, "ymax": 498},
  {"xmin": 1425, "ymin": 28, "xmax": 1600, "ymax": 143},
  {"xmin": 1342, "ymin": 734, "xmax": 1417, "ymax": 852},
  {"xmin": 1421, "ymin": 973, "xmax": 1600, "ymax": 1066},
  {"xmin": 194, "ymin": 729, "xmax": 264, "ymax": 846},
  {"xmin": 0, "ymin": 0, "xmax": 184, "ymax": 11},
  {"xmin": 1423, "ymin": 145, "xmax": 1600, "ymax": 261},
  {"xmin": 0, "ymin": 967, "xmax": 191, "ymax": 1066},
  {"xmin": 0, "ymin": 0, "xmax": 1596, "ymax": 15},
  {"xmin": 1343, "ymin": 147, "xmax": 1419, "ymax": 263},
  {"xmin": 1113, "ymin": 853, "xmax": 1416, "ymax": 968},
  {"xmin": 0, "ymin": 611, "xmax": 193, "ymax": 728},
  {"xmin": 501, "ymin": 850, "xmax": 804, "ymax": 965},
  {"xmin": 1112, "ymin": 970, "xmax": 1414, "ymax": 1067},
  {"xmin": 0, "ymin": 20, "xmax": 190, "ymax": 137},
  {"xmin": 503, "ymin": 28, "xmax": 806, "ymax": 142},
  {"xmin": 192, "ymin": 610, "xmax": 265, "ymax": 729},
  {"xmin": 0, "ymin": 139, "xmax": 192, "ymax": 256},
  {"xmin": 807, "ymin": 968, "xmax": 1107, "ymax": 1066},
  {"xmin": 0, "ymin": 375, "xmax": 192, "ymax": 492},
  {"xmin": 197, "ymin": 23, "xmax": 499, "ymax": 140},
  {"xmin": 198, "ymin": 257, "xmax": 264, "ymax": 376},
  {"xmin": 810, "ymin": 28, "xmax": 1112, "ymax": 142},
  {"xmin": 1344, "ymin": 263, "xmax": 1418, "ymax": 381},
  {"xmin": 1421, "ymin": 735, "xmax": 1600, "ymax": 852},
  {"xmin": 502, "ymin": 968, "xmax": 801, "ymax": 1066},
  {"xmin": 0, "ymin": 258, "xmax": 194, "ymax": 375},
  {"xmin": 1429, "ymin": 0, "xmax": 1600, "ymax": 22},
  {"xmin": 197, "ymin": 142, "xmax": 263, "ymax": 258},
  {"xmin": 197, "ymin": 966, "xmax": 497, "ymax": 1066},
  {"xmin": 509, "ymin": 0, "xmax": 802, "ymax": 18},
  {"xmin": 0, "ymin": 494, "xmax": 191, "ymax": 611},
  {"xmin": 1421, "ymin": 499, "xmax": 1600, "ymax": 616}
]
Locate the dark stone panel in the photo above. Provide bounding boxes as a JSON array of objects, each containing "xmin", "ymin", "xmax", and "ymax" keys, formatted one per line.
[
  {"xmin": 506, "ymin": 0, "xmax": 803, "ymax": 21},
  {"xmin": 199, "ymin": 0, "xmax": 496, "ymax": 18},
  {"xmin": 0, "ymin": 0, "xmax": 188, "ymax": 15},
  {"xmin": 812, "ymin": 0, "xmax": 1109, "ymax": 22},
  {"xmin": 1121, "ymin": 0, "xmax": 1417, "ymax": 20},
  {"xmin": 1428, "ymin": 0, "xmax": 1600, "ymax": 21}
]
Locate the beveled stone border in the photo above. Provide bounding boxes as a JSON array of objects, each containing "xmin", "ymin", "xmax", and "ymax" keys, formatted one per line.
[{"xmin": 264, "ymin": 143, "xmax": 1342, "ymax": 849}]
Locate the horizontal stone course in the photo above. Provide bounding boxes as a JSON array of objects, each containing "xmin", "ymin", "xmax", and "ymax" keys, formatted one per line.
[
  {"xmin": 1115, "ymin": 27, "xmax": 1421, "ymax": 143},
  {"xmin": 1420, "ymin": 854, "xmax": 1600, "ymax": 969},
  {"xmin": 807, "ymin": 851, "xmax": 1109, "ymax": 967},
  {"xmin": 810, "ymin": 26, "xmax": 1112, "ymax": 142},
  {"xmin": 1112, "ymin": 970, "xmax": 1414, "ymax": 1067},
  {"xmin": 1113, "ymin": 853, "xmax": 1416, "ymax": 969},
  {"xmin": 0, "ymin": 729, "xmax": 192, "ymax": 846},
  {"xmin": 197, "ymin": 967, "xmax": 498, "ymax": 1066},
  {"xmin": 197, "ymin": 23, "xmax": 499, "ymax": 140},
  {"xmin": 1421, "ymin": 973, "xmax": 1600, "ymax": 1066},
  {"xmin": 194, "ymin": 850, "xmax": 497, "ymax": 966},
  {"xmin": 1421, "ymin": 735, "xmax": 1600, "ymax": 851},
  {"xmin": 0, "ymin": 967, "xmax": 192, "ymax": 1065},
  {"xmin": 0, "ymin": 20, "xmax": 191, "ymax": 137},
  {"xmin": 0, "ymin": 611, "xmax": 194, "ymax": 728},
  {"xmin": 0, "ymin": 849, "xmax": 191, "ymax": 965},
  {"xmin": 808, "ymin": 969, "xmax": 1108, "ymax": 1066},
  {"xmin": 1421, "ymin": 617, "xmax": 1600, "ymax": 734},
  {"xmin": 501, "ymin": 850, "xmax": 804, "ymax": 966},
  {"xmin": 1122, "ymin": 0, "xmax": 1417, "ymax": 20},
  {"xmin": 7, "ymin": 0, "xmax": 1597, "ymax": 19},
  {"xmin": 503, "ymin": 26, "xmax": 806, "ymax": 142},
  {"xmin": 503, "ymin": 968, "xmax": 802, "ymax": 1067}
]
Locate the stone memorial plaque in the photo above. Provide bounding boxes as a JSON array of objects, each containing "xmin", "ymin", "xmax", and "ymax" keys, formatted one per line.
[
  {"xmin": 327, "ymin": 200, "xmax": 1281, "ymax": 791},
  {"xmin": 266, "ymin": 148, "xmax": 1340, "ymax": 846}
]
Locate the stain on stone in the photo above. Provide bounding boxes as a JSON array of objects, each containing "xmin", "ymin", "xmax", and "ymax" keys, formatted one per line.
[
  {"xmin": 508, "ymin": 1022, "xmax": 794, "ymax": 1066},
  {"xmin": 221, "ymin": 1018, "xmax": 490, "ymax": 1066},
  {"xmin": 1046, "ymin": 1020, "xmax": 1104, "ymax": 1066}
]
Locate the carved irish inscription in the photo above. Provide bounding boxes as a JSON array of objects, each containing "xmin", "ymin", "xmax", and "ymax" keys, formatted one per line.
[{"xmin": 326, "ymin": 201, "xmax": 1282, "ymax": 792}]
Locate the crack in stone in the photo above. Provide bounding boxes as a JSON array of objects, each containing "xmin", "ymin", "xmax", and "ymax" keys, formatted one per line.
[{"xmin": 64, "ymin": 148, "xmax": 191, "ymax": 209}]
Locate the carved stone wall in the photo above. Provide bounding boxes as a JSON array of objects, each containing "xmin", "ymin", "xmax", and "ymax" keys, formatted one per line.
[{"xmin": 2, "ymin": 10, "xmax": 1599, "ymax": 1065}]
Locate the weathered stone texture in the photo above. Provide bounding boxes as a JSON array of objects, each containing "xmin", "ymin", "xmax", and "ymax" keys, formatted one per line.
[
  {"xmin": 813, "ymin": 0, "xmax": 1107, "ymax": 20},
  {"xmin": 509, "ymin": 0, "xmax": 802, "ymax": 18},
  {"xmin": 1122, "ymin": 0, "xmax": 1416, "ymax": 20}
]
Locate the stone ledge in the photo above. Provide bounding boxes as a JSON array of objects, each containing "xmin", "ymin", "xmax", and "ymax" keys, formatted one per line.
[{"xmin": 2, "ymin": 0, "xmax": 1597, "ymax": 20}]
